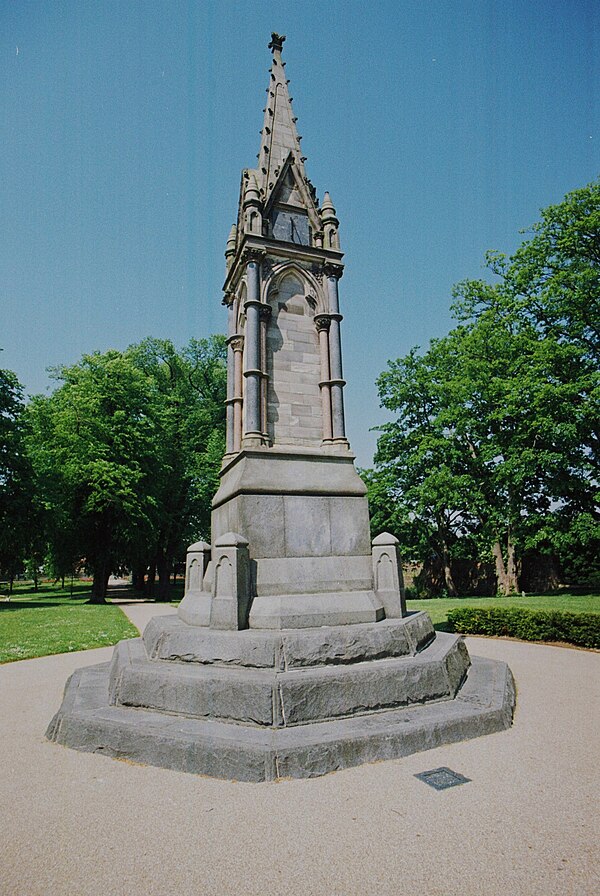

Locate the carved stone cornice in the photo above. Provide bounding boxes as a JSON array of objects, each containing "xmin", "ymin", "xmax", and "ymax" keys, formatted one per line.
[
  {"xmin": 222, "ymin": 290, "xmax": 235, "ymax": 306},
  {"xmin": 314, "ymin": 314, "xmax": 332, "ymax": 332},
  {"xmin": 323, "ymin": 263, "xmax": 344, "ymax": 280}
]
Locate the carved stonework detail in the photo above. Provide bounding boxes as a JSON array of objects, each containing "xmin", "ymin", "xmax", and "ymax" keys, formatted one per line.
[
  {"xmin": 230, "ymin": 336, "xmax": 245, "ymax": 352},
  {"xmin": 261, "ymin": 257, "xmax": 274, "ymax": 279},
  {"xmin": 311, "ymin": 263, "xmax": 324, "ymax": 284},
  {"xmin": 258, "ymin": 304, "xmax": 272, "ymax": 320},
  {"xmin": 323, "ymin": 263, "xmax": 344, "ymax": 280},
  {"xmin": 242, "ymin": 247, "xmax": 266, "ymax": 265},
  {"xmin": 314, "ymin": 314, "xmax": 331, "ymax": 332}
]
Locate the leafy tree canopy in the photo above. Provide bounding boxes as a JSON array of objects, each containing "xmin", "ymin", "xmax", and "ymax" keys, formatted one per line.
[{"xmin": 371, "ymin": 180, "xmax": 600, "ymax": 595}]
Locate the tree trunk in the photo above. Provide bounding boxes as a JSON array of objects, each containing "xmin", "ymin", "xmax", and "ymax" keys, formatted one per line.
[
  {"xmin": 438, "ymin": 529, "xmax": 458, "ymax": 596},
  {"xmin": 132, "ymin": 566, "xmax": 146, "ymax": 593},
  {"xmin": 33, "ymin": 567, "xmax": 39, "ymax": 593},
  {"xmin": 90, "ymin": 560, "xmax": 109, "ymax": 604},
  {"xmin": 492, "ymin": 540, "xmax": 509, "ymax": 595},
  {"xmin": 156, "ymin": 552, "xmax": 172, "ymax": 602},
  {"xmin": 506, "ymin": 531, "xmax": 519, "ymax": 593},
  {"xmin": 145, "ymin": 561, "xmax": 156, "ymax": 598},
  {"xmin": 442, "ymin": 552, "xmax": 458, "ymax": 595}
]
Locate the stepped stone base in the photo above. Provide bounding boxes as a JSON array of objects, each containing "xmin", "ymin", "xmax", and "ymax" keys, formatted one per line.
[{"xmin": 47, "ymin": 613, "xmax": 515, "ymax": 782}]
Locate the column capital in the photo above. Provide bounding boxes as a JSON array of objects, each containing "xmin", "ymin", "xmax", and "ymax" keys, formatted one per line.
[
  {"xmin": 244, "ymin": 298, "xmax": 264, "ymax": 311},
  {"xmin": 242, "ymin": 247, "xmax": 266, "ymax": 265},
  {"xmin": 229, "ymin": 335, "xmax": 244, "ymax": 352},
  {"xmin": 314, "ymin": 314, "xmax": 332, "ymax": 332},
  {"xmin": 323, "ymin": 263, "xmax": 344, "ymax": 280},
  {"xmin": 222, "ymin": 289, "xmax": 235, "ymax": 306},
  {"xmin": 258, "ymin": 303, "xmax": 272, "ymax": 320}
]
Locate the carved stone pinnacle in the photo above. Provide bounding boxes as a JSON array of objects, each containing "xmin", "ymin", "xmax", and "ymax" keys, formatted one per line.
[{"xmin": 268, "ymin": 33, "xmax": 286, "ymax": 53}]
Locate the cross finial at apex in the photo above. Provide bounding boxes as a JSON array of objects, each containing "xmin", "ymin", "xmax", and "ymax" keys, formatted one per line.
[{"xmin": 268, "ymin": 32, "xmax": 286, "ymax": 53}]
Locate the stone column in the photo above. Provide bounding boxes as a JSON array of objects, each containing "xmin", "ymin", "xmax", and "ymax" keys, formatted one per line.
[
  {"xmin": 324, "ymin": 264, "xmax": 348, "ymax": 444},
  {"xmin": 224, "ymin": 295, "xmax": 236, "ymax": 456},
  {"xmin": 259, "ymin": 304, "xmax": 271, "ymax": 439},
  {"xmin": 315, "ymin": 314, "xmax": 333, "ymax": 442},
  {"xmin": 231, "ymin": 335, "xmax": 244, "ymax": 453},
  {"xmin": 243, "ymin": 251, "xmax": 264, "ymax": 445}
]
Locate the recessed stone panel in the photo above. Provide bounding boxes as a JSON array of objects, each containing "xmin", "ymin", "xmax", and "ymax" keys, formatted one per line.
[{"xmin": 283, "ymin": 495, "xmax": 332, "ymax": 556}]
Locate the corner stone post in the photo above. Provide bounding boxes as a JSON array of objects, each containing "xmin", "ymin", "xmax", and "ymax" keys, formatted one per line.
[
  {"xmin": 372, "ymin": 532, "xmax": 406, "ymax": 618},
  {"xmin": 185, "ymin": 541, "xmax": 211, "ymax": 593},
  {"xmin": 209, "ymin": 532, "xmax": 252, "ymax": 630}
]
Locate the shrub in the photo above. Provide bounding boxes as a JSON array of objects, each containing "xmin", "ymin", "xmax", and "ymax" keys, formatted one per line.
[{"xmin": 447, "ymin": 607, "xmax": 600, "ymax": 650}]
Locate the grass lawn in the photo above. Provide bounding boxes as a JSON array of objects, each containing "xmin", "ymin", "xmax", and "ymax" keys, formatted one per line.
[
  {"xmin": 2, "ymin": 582, "xmax": 599, "ymax": 663},
  {"xmin": 408, "ymin": 593, "xmax": 600, "ymax": 629},
  {"xmin": 0, "ymin": 583, "xmax": 139, "ymax": 664}
]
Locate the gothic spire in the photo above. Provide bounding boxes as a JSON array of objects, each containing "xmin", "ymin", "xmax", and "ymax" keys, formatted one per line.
[{"xmin": 257, "ymin": 33, "xmax": 307, "ymax": 199}]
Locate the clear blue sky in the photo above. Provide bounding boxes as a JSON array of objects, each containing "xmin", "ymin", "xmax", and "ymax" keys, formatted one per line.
[{"xmin": 2, "ymin": 0, "xmax": 598, "ymax": 466}]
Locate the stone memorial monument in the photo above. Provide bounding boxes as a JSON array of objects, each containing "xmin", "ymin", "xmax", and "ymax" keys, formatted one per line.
[{"xmin": 47, "ymin": 34, "xmax": 515, "ymax": 781}]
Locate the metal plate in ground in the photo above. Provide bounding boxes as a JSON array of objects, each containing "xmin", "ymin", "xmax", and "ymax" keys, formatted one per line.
[{"xmin": 414, "ymin": 767, "xmax": 471, "ymax": 790}]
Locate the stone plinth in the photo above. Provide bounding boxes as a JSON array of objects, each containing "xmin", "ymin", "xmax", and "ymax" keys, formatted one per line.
[
  {"xmin": 178, "ymin": 446, "xmax": 395, "ymax": 630},
  {"xmin": 47, "ymin": 612, "xmax": 515, "ymax": 781}
]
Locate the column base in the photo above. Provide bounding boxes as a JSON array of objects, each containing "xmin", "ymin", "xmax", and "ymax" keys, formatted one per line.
[{"xmin": 242, "ymin": 433, "xmax": 268, "ymax": 449}]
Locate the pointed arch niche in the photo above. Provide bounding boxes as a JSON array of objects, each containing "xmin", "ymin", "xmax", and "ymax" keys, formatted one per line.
[{"xmin": 266, "ymin": 267, "xmax": 323, "ymax": 447}]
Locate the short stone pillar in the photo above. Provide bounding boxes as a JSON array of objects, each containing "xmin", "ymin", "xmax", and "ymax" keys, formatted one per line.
[
  {"xmin": 209, "ymin": 532, "xmax": 252, "ymax": 630},
  {"xmin": 185, "ymin": 541, "xmax": 211, "ymax": 594},
  {"xmin": 372, "ymin": 532, "xmax": 406, "ymax": 618}
]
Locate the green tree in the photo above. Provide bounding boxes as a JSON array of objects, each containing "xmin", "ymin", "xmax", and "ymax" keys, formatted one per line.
[
  {"xmin": 453, "ymin": 179, "xmax": 599, "ymax": 585},
  {"xmin": 373, "ymin": 343, "xmax": 477, "ymax": 596},
  {"xmin": 28, "ymin": 351, "xmax": 162, "ymax": 603},
  {"xmin": 373, "ymin": 180, "xmax": 600, "ymax": 594},
  {"xmin": 127, "ymin": 335, "xmax": 226, "ymax": 601},
  {"xmin": 27, "ymin": 337, "xmax": 227, "ymax": 604},
  {"xmin": 0, "ymin": 364, "xmax": 33, "ymax": 591}
]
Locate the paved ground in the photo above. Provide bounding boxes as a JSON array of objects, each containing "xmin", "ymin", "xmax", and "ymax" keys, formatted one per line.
[{"xmin": 1, "ymin": 603, "xmax": 598, "ymax": 896}]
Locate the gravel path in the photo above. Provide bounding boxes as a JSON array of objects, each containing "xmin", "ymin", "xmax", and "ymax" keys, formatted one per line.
[{"xmin": 1, "ymin": 604, "xmax": 598, "ymax": 896}]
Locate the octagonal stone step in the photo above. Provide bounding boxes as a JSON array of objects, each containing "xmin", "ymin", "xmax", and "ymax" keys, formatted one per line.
[
  {"xmin": 142, "ymin": 612, "xmax": 435, "ymax": 669},
  {"xmin": 108, "ymin": 630, "xmax": 469, "ymax": 727},
  {"xmin": 46, "ymin": 653, "xmax": 515, "ymax": 782}
]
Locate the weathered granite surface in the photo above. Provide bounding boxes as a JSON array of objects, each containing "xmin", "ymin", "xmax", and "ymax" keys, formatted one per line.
[
  {"xmin": 47, "ymin": 646, "xmax": 515, "ymax": 782},
  {"xmin": 47, "ymin": 611, "xmax": 515, "ymax": 781}
]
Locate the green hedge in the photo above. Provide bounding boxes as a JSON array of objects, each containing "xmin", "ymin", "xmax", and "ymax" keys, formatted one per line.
[{"xmin": 446, "ymin": 607, "xmax": 600, "ymax": 650}]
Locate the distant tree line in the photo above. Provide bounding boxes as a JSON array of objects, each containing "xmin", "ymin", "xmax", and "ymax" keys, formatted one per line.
[
  {"xmin": 0, "ymin": 336, "xmax": 226, "ymax": 602},
  {"xmin": 365, "ymin": 180, "xmax": 599, "ymax": 596}
]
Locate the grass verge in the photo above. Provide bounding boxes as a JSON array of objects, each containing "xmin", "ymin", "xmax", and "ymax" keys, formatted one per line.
[{"xmin": 0, "ymin": 584, "xmax": 139, "ymax": 664}]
